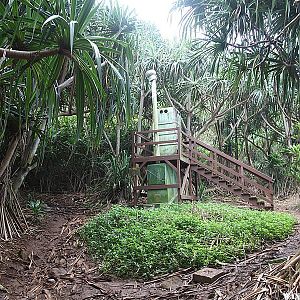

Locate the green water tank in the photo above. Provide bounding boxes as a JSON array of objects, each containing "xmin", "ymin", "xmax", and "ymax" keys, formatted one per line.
[
  {"xmin": 157, "ymin": 107, "xmax": 181, "ymax": 155},
  {"xmin": 147, "ymin": 163, "xmax": 178, "ymax": 204}
]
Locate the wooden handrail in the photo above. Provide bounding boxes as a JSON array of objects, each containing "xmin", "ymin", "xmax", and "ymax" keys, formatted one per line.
[
  {"xmin": 135, "ymin": 127, "xmax": 179, "ymax": 134},
  {"xmin": 188, "ymin": 136, "xmax": 273, "ymax": 183},
  {"xmin": 183, "ymin": 146, "xmax": 272, "ymax": 199},
  {"xmin": 133, "ymin": 129, "xmax": 272, "ymax": 182},
  {"xmin": 135, "ymin": 133, "xmax": 151, "ymax": 142},
  {"xmin": 135, "ymin": 139, "xmax": 178, "ymax": 147},
  {"xmin": 189, "ymin": 157, "xmax": 272, "ymax": 204}
]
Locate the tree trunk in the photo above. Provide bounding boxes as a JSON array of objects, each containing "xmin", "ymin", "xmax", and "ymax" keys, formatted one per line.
[
  {"xmin": 116, "ymin": 116, "xmax": 121, "ymax": 157},
  {"xmin": 0, "ymin": 133, "xmax": 21, "ymax": 178},
  {"xmin": 12, "ymin": 119, "xmax": 47, "ymax": 193},
  {"xmin": 0, "ymin": 119, "xmax": 46, "ymax": 240},
  {"xmin": 234, "ymin": 109, "xmax": 239, "ymax": 160}
]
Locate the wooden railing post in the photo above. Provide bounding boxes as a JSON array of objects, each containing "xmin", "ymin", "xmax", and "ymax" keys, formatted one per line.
[
  {"xmin": 213, "ymin": 152, "xmax": 217, "ymax": 171},
  {"xmin": 268, "ymin": 180, "xmax": 274, "ymax": 207},
  {"xmin": 240, "ymin": 166, "xmax": 244, "ymax": 187},
  {"xmin": 177, "ymin": 127, "xmax": 181, "ymax": 157},
  {"xmin": 132, "ymin": 131, "xmax": 136, "ymax": 157}
]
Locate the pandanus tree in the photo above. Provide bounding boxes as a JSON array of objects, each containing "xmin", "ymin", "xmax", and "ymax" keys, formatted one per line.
[
  {"xmin": 173, "ymin": 0, "xmax": 300, "ymax": 145},
  {"xmin": 0, "ymin": 0, "xmax": 132, "ymax": 240},
  {"xmin": 173, "ymin": 0, "xmax": 300, "ymax": 190}
]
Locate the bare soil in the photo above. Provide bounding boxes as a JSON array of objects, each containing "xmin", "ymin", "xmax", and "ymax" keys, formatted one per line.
[{"xmin": 0, "ymin": 194, "xmax": 299, "ymax": 300}]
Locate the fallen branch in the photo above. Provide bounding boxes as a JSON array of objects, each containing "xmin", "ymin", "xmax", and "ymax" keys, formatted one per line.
[{"xmin": 239, "ymin": 249, "xmax": 300, "ymax": 300}]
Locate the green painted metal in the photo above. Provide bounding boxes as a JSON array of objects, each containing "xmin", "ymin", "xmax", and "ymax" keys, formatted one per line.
[
  {"xmin": 157, "ymin": 107, "xmax": 180, "ymax": 155},
  {"xmin": 147, "ymin": 163, "xmax": 178, "ymax": 204}
]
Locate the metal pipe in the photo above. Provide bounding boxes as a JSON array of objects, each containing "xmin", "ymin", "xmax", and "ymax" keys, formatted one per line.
[{"xmin": 145, "ymin": 69, "xmax": 160, "ymax": 156}]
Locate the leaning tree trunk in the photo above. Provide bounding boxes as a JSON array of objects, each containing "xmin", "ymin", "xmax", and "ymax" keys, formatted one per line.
[
  {"xmin": 12, "ymin": 119, "xmax": 46, "ymax": 193},
  {"xmin": 0, "ymin": 119, "xmax": 46, "ymax": 240},
  {"xmin": 0, "ymin": 133, "xmax": 20, "ymax": 178},
  {"xmin": 0, "ymin": 133, "xmax": 25, "ymax": 240}
]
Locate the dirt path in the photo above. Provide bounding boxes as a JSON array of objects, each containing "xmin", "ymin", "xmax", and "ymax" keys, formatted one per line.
[{"xmin": 0, "ymin": 195, "xmax": 299, "ymax": 300}]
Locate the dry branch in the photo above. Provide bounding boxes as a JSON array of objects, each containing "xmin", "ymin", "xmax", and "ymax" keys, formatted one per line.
[{"xmin": 239, "ymin": 250, "xmax": 300, "ymax": 300}]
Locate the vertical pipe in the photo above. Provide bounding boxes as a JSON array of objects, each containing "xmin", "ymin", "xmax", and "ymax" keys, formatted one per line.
[
  {"xmin": 177, "ymin": 127, "xmax": 181, "ymax": 202},
  {"xmin": 145, "ymin": 70, "xmax": 160, "ymax": 156},
  {"xmin": 137, "ymin": 76, "xmax": 145, "ymax": 155}
]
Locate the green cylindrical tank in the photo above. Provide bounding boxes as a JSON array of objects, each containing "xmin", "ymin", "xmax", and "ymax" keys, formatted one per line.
[{"xmin": 147, "ymin": 163, "xmax": 178, "ymax": 204}]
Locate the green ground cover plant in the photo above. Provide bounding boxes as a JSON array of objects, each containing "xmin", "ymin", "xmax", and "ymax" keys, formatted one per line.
[{"xmin": 80, "ymin": 203, "xmax": 296, "ymax": 279}]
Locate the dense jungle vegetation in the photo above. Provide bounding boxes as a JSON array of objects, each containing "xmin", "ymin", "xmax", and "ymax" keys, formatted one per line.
[{"xmin": 0, "ymin": 0, "xmax": 299, "ymax": 239}]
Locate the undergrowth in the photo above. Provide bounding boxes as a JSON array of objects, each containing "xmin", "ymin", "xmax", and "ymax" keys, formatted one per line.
[{"xmin": 80, "ymin": 203, "xmax": 296, "ymax": 279}]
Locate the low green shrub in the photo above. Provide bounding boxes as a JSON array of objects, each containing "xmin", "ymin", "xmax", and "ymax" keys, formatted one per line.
[{"xmin": 80, "ymin": 203, "xmax": 296, "ymax": 279}]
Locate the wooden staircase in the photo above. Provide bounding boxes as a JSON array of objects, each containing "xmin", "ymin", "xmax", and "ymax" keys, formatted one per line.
[{"xmin": 132, "ymin": 128, "xmax": 274, "ymax": 210}]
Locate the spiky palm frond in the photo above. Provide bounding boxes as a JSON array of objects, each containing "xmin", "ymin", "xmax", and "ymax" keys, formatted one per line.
[{"xmin": 0, "ymin": 0, "xmax": 134, "ymax": 240}]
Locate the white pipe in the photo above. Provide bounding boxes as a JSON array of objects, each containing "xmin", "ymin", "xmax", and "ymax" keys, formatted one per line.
[{"xmin": 145, "ymin": 69, "xmax": 160, "ymax": 156}]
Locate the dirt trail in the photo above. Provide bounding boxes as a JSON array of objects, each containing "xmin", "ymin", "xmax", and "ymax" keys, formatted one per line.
[{"xmin": 0, "ymin": 195, "xmax": 299, "ymax": 300}]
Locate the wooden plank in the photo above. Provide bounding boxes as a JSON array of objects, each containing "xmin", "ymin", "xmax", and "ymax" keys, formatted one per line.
[
  {"xmin": 135, "ymin": 127, "xmax": 179, "ymax": 134},
  {"xmin": 180, "ymin": 165, "xmax": 190, "ymax": 196},
  {"xmin": 136, "ymin": 139, "xmax": 178, "ymax": 147},
  {"xmin": 165, "ymin": 160, "xmax": 178, "ymax": 172},
  {"xmin": 133, "ymin": 155, "xmax": 180, "ymax": 163},
  {"xmin": 134, "ymin": 184, "xmax": 179, "ymax": 191}
]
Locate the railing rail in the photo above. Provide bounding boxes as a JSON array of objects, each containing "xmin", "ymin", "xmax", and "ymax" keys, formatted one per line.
[
  {"xmin": 187, "ymin": 136, "xmax": 273, "ymax": 182},
  {"xmin": 132, "ymin": 127, "xmax": 180, "ymax": 158}
]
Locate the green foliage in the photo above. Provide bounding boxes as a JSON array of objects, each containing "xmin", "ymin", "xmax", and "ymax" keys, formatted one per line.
[
  {"xmin": 27, "ymin": 194, "xmax": 44, "ymax": 219},
  {"xmin": 90, "ymin": 151, "xmax": 131, "ymax": 202},
  {"xmin": 197, "ymin": 180, "xmax": 210, "ymax": 201},
  {"xmin": 268, "ymin": 145, "xmax": 300, "ymax": 184},
  {"xmin": 26, "ymin": 116, "xmax": 133, "ymax": 193},
  {"xmin": 170, "ymin": 0, "xmax": 300, "ymax": 195},
  {"xmin": 80, "ymin": 203, "xmax": 296, "ymax": 279},
  {"xmin": 284, "ymin": 145, "xmax": 300, "ymax": 182},
  {"xmin": 0, "ymin": 0, "xmax": 132, "ymax": 142}
]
